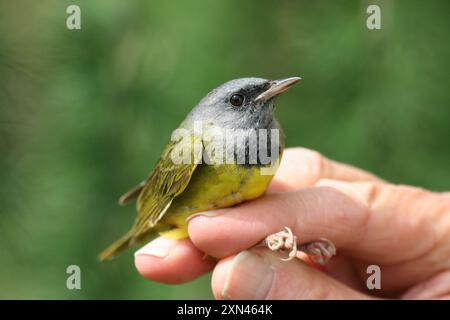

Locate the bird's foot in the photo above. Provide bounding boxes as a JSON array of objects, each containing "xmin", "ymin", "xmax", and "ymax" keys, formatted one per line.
[
  {"xmin": 263, "ymin": 227, "xmax": 336, "ymax": 265},
  {"xmin": 264, "ymin": 227, "xmax": 297, "ymax": 261},
  {"xmin": 298, "ymin": 238, "xmax": 336, "ymax": 265}
]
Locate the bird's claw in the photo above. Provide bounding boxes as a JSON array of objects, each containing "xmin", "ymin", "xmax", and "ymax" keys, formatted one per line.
[
  {"xmin": 264, "ymin": 227, "xmax": 336, "ymax": 265},
  {"xmin": 298, "ymin": 238, "xmax": 336, "ymax": 265},
  {"xmin": 264, "ymin": 227, "xmax": 297, "ymax": 261}
]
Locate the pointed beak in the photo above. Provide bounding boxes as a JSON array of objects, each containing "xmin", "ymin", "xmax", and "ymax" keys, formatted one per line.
[{"xmin": 255, "ymin": 76, "xmax": 301, "ymax": 102}]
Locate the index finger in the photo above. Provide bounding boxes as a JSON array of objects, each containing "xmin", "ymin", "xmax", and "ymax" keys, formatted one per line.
[{"xmin": 187, "ymin": 182, "xmax": 439, "ymax": 265}]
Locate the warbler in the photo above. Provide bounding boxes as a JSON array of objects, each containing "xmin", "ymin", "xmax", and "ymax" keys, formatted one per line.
[{"xmin": 99, "ymin": 77, "xmax": 301, "ymax": 260}]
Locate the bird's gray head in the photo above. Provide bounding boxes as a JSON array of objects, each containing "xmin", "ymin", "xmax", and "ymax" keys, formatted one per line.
[{"xmin": 187, "ymin": 77, "xmax": 301, "ymax": 130}]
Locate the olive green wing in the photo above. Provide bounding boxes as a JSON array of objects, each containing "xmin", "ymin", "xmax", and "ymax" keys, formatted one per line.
[{"xmin": 131, "ymin": 136, "xmax": 201, "ymax": 237}]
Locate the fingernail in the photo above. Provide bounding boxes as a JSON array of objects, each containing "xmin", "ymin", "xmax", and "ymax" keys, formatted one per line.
[
  {"xmin": 186, "ymin": 211, "xmax": 220, "ymax": 223},
  {"xmin": 134, "ymin": 237, "xmax": 178, "ymax": 259},
  {"xmin": 221, "ymin": 251, "xmax": 274, "ymax": 300}
]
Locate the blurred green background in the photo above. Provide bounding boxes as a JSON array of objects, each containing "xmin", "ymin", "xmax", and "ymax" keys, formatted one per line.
[{"xmin": 0, "ymin": 0, "xmax": 449, "ymax": 299}]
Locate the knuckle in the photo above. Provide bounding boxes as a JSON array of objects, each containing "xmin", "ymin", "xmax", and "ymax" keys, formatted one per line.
[
  {"xmin": 319, "ymin": 185, "xmax": 372, "ymax": 243},
  {"xmin": 309, "ymin": 150, "xmax": 327, "ymax": 180}
]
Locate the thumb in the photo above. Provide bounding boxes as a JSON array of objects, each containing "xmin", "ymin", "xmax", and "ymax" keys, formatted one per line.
[{"xmin": 212, "ymin": 248, "xmax": 372, "ymax": 300}]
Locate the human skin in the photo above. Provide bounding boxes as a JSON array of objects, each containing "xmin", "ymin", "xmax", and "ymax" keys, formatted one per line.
[{"xmin": 134, "ymin": 148, "xmax": 450, "ymax": 299}]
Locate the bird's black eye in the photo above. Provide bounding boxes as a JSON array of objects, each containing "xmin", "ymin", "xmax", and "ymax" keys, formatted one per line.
[{"xmin": 230, "ymin": 94, "xmax": 244, "ymax": 107}]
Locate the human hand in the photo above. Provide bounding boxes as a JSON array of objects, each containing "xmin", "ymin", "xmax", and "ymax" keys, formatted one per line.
[{"xmin": 134, "ymin": 148, "xmax": 450, "ymax": 299}]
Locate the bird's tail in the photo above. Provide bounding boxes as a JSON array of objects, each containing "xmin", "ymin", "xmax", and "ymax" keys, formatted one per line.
[{"xmin": 98, "ymin": 230, "xmax": 134, "ymax": 261}]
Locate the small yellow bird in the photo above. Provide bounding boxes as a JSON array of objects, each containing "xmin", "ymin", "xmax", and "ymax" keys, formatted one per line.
[{"xmin": 99, "ymin": 77, "xmax": 301, "ymax": 261}]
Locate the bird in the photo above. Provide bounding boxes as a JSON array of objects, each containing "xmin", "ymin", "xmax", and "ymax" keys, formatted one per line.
[{"xmin": 99, "ymin": 76, "xmax": 335, "ymax": 263}]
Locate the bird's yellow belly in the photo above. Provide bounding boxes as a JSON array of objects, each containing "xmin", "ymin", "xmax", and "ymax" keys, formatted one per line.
[{"xmin": 156, "ymin": 164, "xmax": 274, "ymax": 239}]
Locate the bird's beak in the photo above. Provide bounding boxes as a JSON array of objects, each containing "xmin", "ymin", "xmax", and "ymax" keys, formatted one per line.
[{"xmin": 255, "ymin": 76, "xmax": 301, "ymax": 102}]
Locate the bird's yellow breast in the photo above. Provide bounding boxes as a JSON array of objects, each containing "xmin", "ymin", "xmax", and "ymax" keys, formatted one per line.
[{"xmin": 156, "ymin": 164, "xmax": 275, "ymax": 239}]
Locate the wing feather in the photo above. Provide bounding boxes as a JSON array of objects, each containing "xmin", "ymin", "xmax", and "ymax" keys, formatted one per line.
[{"xmin": 132, "ymin": 136, "xmax": 201, "ymax": 236}]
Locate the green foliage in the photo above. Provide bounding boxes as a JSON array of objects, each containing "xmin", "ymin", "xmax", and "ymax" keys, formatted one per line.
[{"xmin": 0, "ymin": 0, "xmax": 449, "ymax": 299}]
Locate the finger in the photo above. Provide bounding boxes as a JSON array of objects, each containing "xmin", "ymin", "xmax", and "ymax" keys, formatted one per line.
[
  {"xmin": 402, "ymin": 270, "xmax": 450, "ymax": 299},
  {"xmin": 189, "ymin": 181, "xmax": 445, "ymax": 264},
  {"xmin": 134, "ymin": 237, "xmax": 215, "ymax": 284},
  {"xmin": 268, "ymin": 147, "xmax": 382, "ymax": 193},
  {"xmin": 315, "ymin": 179, "xmax": 449, "ymax": 261},
  {"xmin": 189, "ymin": 186, "xmax": 370, "ymax": 259},
  {"xmin": 212, "ymin": 248, "xmax": 372, "ymax": 299}
]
